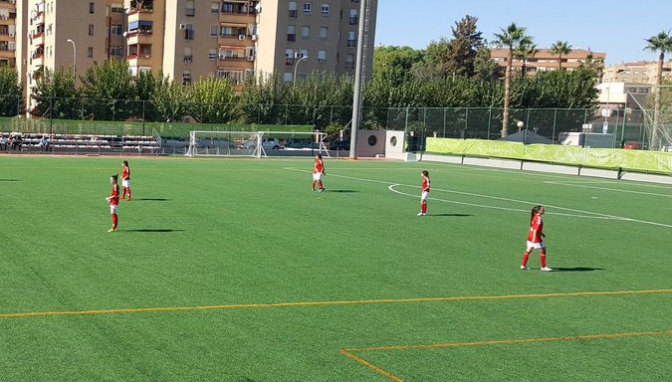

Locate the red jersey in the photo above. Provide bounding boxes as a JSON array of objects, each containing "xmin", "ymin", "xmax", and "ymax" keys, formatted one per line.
[
  {"xmin": 109, "ymin": 184, "xmax": 120, "ymax": 206},
  {"xmin": 527, "ymin": 215, "xmax": 544, "ymax": 243},
  {"xmin": 313, "ymin": 160, "xmax": 324, "ymax": 174},
  {"xmin": 421, "ymin": 175, "xmax": 430, "ymax": 192},
  {"xmin": 122, "ymin": 166, "xmax": 130, "ymax": 180}
]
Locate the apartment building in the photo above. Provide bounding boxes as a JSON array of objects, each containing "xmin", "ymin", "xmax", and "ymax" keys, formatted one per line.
[
  {"xmin": 0, "ymin": 0, "xmax": 17, "ymax": 68},
  {"xmin": 490, "ymin": 48, "xmax": 606, "ymax": 76},
  {"xmin": 601, "ymin": 61, "xmax": 672, "ymax": 84},
  {"xmin": 13, "ymin": 0, "xmax": 377, "ymax": 112}
]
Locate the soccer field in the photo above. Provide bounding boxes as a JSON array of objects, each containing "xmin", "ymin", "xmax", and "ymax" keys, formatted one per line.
[{"xmin": 1, "ymin": 156, "xmax": 671, "ymax": 381}]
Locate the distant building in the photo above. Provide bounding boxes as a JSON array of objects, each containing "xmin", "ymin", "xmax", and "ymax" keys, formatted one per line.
[
  {"xmin": 601, "ymin": 61, "xmax": 672, "ymax": 85},
  {"xmin": 15, "ymin": 0, "xmax": 378, "ymax": 115},
  {"xmin": 489, "ymin": 48, "xmax": 606, "ymax": 77}
]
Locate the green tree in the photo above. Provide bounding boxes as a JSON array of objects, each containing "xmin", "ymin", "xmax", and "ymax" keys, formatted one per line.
[
  {"xmin": 493, "ymin": 22, "xmax": 531, "ymax": 137},
  {"xmin": 644, "ymin": 30, "xmax": 672, "ymax": 149},
  {"xmin": 188, "ymin": 78, "xmax": 238, "ymax": 123},
  {"xmin": 31, "ymin": 68, "xmax": 79, "ymax": 119},
  {"xmin": 238, "ymin": 72, "xmax": 293, "ymax": 124},
  {"xmin": 150, "ymin": 76, "xmax": 191, "ymax": 122},
  {"xmin": 0, "ymin": 65, "xmax": 22, "ymax": 116},
  {"xmin": 472, "ymin": 46, "xmax": 500, "ymax": 82},
  {"xmin": 514, "ymin": 40, "xmax": 537, "ymax": 77},
  {"xmin": 289, "ymin": 72, "xmax": 353, "ymax": 127},
  {"xmin": 445, "ymin": 15, "xmax": 484, "ymax": 77},
  {"xmin": 550, "ymin": 41, "xmax": 572, "ymax": 70},
  {"xmin": 80, "ymin": 60, "xmax": 136, "ymax": 120}
]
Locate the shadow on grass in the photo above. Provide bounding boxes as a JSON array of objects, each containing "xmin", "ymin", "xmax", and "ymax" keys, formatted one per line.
[
  {"xmin": 132, "ymin": 198, "xmax": 171, "ymax": 202},
  {"xmin": 552, "ymin": 267, "xmax": 604, "ymax": 272},
  {"xmin": 0, "ymin": 179, "xmax": 21, "ymax": 182},
  {"xmin": 323, "ymin": 189, "xmax": 359, "ymax": 193},
  {"xmin": 125, "ymin": 229, "xmax": 184, "ymax": 233},
  {"xmin": 427, "ymin": 213, "xmax": 472, "ymax": 217}
]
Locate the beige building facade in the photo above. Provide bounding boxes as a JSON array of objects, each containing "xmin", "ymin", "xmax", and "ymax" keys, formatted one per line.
[
  {"xmin": 490, "ymin": 48, "xmax": 606, "ymax": 76},
  {"xmin": 601, "ymin": 61, "xmax": 672, "ymax": 85},
  {"xmin": 13, "ymin": 0, "xmax": 377, "ymax": 110}
]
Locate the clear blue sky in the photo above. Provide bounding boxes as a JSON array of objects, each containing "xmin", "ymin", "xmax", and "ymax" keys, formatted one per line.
[{"xmin": 376, "ymin": 0, "xmax": 672, "ymax": 65}]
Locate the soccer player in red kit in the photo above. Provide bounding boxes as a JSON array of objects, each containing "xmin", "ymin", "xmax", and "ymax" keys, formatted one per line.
[
  {"xmin": 106, "ymin": 174, "xmax": 120, "ymax": 232},
  {"xmin": 418, "ymin": 170, "xmax": 430, "ymax": 216},
  {"xmin": 121, "ymin": 160, "xmax": 131, "ymax": 201},
  {"xmin": 521, "ymin": 205, "xmax": 552, "ymax": 271},
  {"xmin": 312, "ymin": 154, "xmax": 325, "ymax": 192}
]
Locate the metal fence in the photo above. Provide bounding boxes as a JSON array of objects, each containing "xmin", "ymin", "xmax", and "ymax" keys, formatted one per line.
[{"xmin": 2, "ymin": 94, "xmax": 671, "ymax": 151}]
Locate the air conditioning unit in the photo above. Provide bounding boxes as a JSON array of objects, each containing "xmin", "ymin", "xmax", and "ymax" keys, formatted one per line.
[
  {"xmin": 246, "ymin": 56, "xmax": 254, "ymax": 61},
  {"xmin": 179, "ymin": 24, "xmax": 187, "ymax": 30},
  {"xmin": 251, "ymin": 34, "xmax": 257, "ymax": 41},
  {"xmin": 9, "ymin": 32, "xmax": 14, "ymax": 37},
  {"xmin": 238, "ymin": 35, "xmax": 246, "ymax": 41},
  {"xmin": 10, "ymin": 0, "xmax": 16, "ymax": 4}
]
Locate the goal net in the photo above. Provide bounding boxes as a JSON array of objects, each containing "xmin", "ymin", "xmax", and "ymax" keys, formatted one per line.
[
  {"xmin": 185, "ymin": 130, "xmax": 330, "ymax": 158},
  {"xmin": 628, "ymin": 85, "xmax": 672, "ymax": 151}
]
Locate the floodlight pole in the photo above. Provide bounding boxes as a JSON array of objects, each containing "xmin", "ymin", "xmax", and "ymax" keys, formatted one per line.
[{"xmin": 349, "ymin": 0, "xmax": 367, "ymax": 159}]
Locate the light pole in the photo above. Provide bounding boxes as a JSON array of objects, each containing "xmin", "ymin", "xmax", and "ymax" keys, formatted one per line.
[
  {"xmin": 66, "ymin": 39, "xmax": 76, "ymax": 80},
  {"xmin": 293, "ymin": 55, "xmax": 308, "ymax": 86}
]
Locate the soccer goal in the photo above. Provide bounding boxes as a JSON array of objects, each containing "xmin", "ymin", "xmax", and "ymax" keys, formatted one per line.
[{"xmin": 185, "ymin": 130, "xmax": 330, "ymax": 158}]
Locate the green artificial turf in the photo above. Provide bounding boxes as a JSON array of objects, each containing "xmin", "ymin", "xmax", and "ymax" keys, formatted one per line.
[{"xmin": 0, "ymin": 156, "xmax": 671, "ymax": 381}]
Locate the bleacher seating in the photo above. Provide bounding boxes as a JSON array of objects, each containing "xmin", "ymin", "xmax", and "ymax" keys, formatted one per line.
[{"xmin": 0, "ymin": 133, "xmax": 162, "ymax": 155}]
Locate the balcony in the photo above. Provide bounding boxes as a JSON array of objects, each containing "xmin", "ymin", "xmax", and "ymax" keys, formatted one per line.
[
  {"xmin": 127, "ymin": 54, "xmax": 152, "ymax": 67},
  {"xmin": 126, "ymin": 27, "xmax": 153, "ymax": 45},
  {"xmin": 128, "ymin": 0, "xmax": 154, "ymax": 15}
]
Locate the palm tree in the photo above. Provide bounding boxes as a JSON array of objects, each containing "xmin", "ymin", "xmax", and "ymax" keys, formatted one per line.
[
  {"xmin": 493, "ymin": 22, "xmax": 530, "ymax": 137},
  {"xmin": 514, "ymin": 40, "xmax": 537, "ymax": 77},
  {"xmin": 644, "ymin": 30, "xmax": 672, "ymax": 150},
  {"xmin": 550, "ymin": 41, "xmax": 572, "ymax": 71}
]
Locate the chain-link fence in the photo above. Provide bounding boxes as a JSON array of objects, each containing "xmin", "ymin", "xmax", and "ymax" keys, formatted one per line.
[{"xmin": 2, "ymin": 94, "xmax": 671, "ymax": 151}]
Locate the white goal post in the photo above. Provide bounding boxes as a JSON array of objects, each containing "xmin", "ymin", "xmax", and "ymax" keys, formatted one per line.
[{"xmin": 185, "ymin": 130, "xmax": 330, "ymax": 158}]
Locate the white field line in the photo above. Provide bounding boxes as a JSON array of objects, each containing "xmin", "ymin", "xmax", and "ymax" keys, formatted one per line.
[
  {"xmin": 286, "ymin": 168, "xmax": 672, "ymax": 229},
  {"xmin": 544, "ymin": 181, "xmax": 672, "ymax": 198}
]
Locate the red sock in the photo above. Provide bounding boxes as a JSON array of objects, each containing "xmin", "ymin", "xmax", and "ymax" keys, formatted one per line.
[
  {"xmin": 126, "ymin": 189, "xmax": 131, "ymax": 199},
  {"xmin": 421, "ymin": 203, "xmax": 427, "ymax": 214},
  {"xmin": 112, "ymin": 214, "xmax": 118, "ymax": 229},
  {"xmin": 521, "ymin": 252, "xmax": 530, "ymax": 267},
  {"xmin": 318, "ymin": 180, "xmax": 323, "ymax": 190},
  {"xmin": 540, "ymin": 252, "xmax": 547, "ymax": 268}
]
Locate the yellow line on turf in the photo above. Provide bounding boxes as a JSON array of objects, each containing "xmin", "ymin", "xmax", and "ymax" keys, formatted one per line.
[
  {"xmin": 340, "ymin": 330, "xmax": 672, "ymax": 382},
  {"xmin": 339, "ymin": 350, "xmax": 404, "ymax": 382},
  {"xmin": 343, "ymin": 330, "xmax": 672, "ymax": 353},
  {"xmin": 1, "ymin": 289, "xmax": 672, "ymax": 320}
]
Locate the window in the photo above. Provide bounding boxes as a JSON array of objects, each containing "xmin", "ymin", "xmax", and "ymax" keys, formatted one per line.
[
  {"xmin": 182, "ymin": 71, "xmax": 191, "ymax": 85},
  {"xmin": 303, "ymin": 2, "xmax": 312, "ymax": 14},
  {"xmin": 111, "ymin": 3, "xmax": 124, "ymax": 13},
  {"xmin": 184, "ymin": 24, "xmax": 194, "ymax": 40},
  {"xmin": 211, "ymin": 2, "xmax": 220, "ymax": 14},
  {"xmin": 284, "ymin": 72, "xmax": 293, "ymax": 83},
  {"xmin": 110, "ymin": 46, "xmax": 123, "ymax": 57},
  {"xmin": 345, "ymin": 53, "xmax": 355, "ymax": 70},
  {"xmin": 87, "ymin": 47, "xmax": 94, "ymax": 58},
  {"xmin": 347, "ymin": 31, "xmax": 356, "ymax": 47},
  {"xmin": 210, "ymin": 25, "xmax": 218, "ymax": 37},
  {"xmin": 218, "ymin": 69, "xmax": 245, "ymax": 85},
  {"xmin": 184, "ymin": 47, "xmax": 193, "ymax": 63},
  {"xmin": 317, "ymin": 50, "xmax": 326, "ymax": 62},
  {"xmin": 321, "ymin": 4, "xmax": 329, "ymax": 15},
  {"xmin": 319, "ymin": 27, "xmax": 328, "ymax": 40},
  {"xmin": 88, "ymin": 24, "xmax": 94, "ymax": 36},
  {"xmin": 288, "ymin": 1, "xmax": 297, "ymax": 17},
  {"xmin": 287, "ymin": 25, "xmax": 296, "ymax": 42},
  {"xmin": 285, "ymin": 49, "xmax": 295, "ymax": 65},
  {"xmin": 111, "ymin": 24, "xmax": 123, "ymax": 36},
  {"xmin": 209, "ymin": 49, "xmax": 217, "ymax": 60},
  {"xmin": 349, "ymin": 9, "xmax": 358, "ymax": 24},
  {"xmin": 89, "ymin": 2, "xmax": 95, "ymax": 14},
  {"xmin": 301, "ymin": 26, "xmax": 310, "ymax": 39},
  {"xmin": 186, "ymin": 0, "xmax": 195, "ymax": 16}
]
